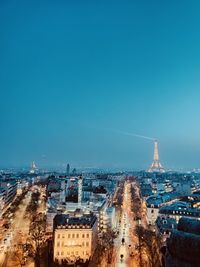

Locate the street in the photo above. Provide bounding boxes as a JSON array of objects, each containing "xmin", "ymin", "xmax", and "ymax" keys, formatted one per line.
[
  {"xmin": 0, "ymin": 192, "xmax": 32, "ymax": 267},
  {"xmin": 0, "ymin": 185, "xmax": 47, "ymax": 267},
  {"xmin": 114, "ymin": 181, "xmax": 139, "ymax": 267}
]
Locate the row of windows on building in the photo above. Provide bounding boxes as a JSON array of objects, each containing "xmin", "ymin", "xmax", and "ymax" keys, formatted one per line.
[
  {"xmin": 57, "ymin": 233, "xmax": 90, "ymax": 239},
  {"xmin": 57, "ymin": 241, "xmax": 90, "ymax": 247},
  {"xmin": 171, "ymin": 210, "xmax": 200, "ymax": 216},
  {"xmin": 57, "ymin": 251, "xmax": 90, "ymax": 256}
]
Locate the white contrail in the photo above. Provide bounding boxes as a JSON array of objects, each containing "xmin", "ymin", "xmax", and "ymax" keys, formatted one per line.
[
  {"xmin": 81, "ymin": 124, "xmax": 156, "ymax": 141},
  {"xmin": 112, "ymin": 129, "xmax": 155, "ymax": 141}
]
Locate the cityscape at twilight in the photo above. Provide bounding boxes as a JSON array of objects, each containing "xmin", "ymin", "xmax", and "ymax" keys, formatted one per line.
[{"xmin": 1, "ymin": 1, "xmax": 200, "ymax": 267}]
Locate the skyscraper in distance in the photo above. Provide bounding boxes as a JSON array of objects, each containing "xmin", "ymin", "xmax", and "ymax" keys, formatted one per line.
[{"xmin": 66, "ymin": 163, "xmax": 70, "ymax": 176}]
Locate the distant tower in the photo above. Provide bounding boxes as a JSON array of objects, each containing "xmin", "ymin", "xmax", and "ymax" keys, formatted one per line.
[
  {"xmin": 78, "ymin": 175, "xmax": 83, "ymax": 207},
  {"xmin": 30, "ymin": 161, "xmax": 37, "ymax": 174},
  {"xmin": 66, "ymin": 164, "xmax": 70, "ymax": 176},
  {"xmin": 60, "ymin": 180, "xmax": 66, "ymax": 203},
  {"xmin": 72, "ymin": 168, "xmax": 76, "ymax": 175},
  {"xmin": 148, "ymin": 140, "xmax": 165, "ymax": 173}
]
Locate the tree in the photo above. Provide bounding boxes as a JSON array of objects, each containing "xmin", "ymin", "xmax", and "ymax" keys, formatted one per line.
[
  {"xmin": 135, "ymin": 225, "xmax": 145, "ymax": 267},
  {"xmin": 102, "ymin": 229, "xmax": 116, "ymax": 265},
  {"xmin": 26, "ymin": 191, "xmax": 40, "ymax": 218},
  {"xmin": 89, "ymin": 229, "xmax": 117, "ymax": 267},
  {"xmin": 89, "ymin": 242, "xmax": 105, "ymax": 267},
  {"xmin": 130, "ymin": 184, "xmax": 142, "ymax": 219},
  {"xmin": 134, "ymin": 225, "xmax": 162, "ymax": 267},
  {"xmin": 28, "ymin": 213, "xmax": 46, "ymax": 267},
  {"xmin": 12, "ymin": 243, "xmax": 26, "ymax": 267}
]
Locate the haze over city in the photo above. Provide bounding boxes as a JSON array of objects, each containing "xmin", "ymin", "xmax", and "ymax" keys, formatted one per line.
[{"xmin": 1, "ymin": 0, "xmax": 200, "ymax": 169}]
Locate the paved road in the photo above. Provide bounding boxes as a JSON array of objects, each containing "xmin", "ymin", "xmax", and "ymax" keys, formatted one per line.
[
  {"xmin": 0, "ymin": 192, "xmax": 32, "ymax": 267},
  {"xmin": 114, "ymin": 181, "xmax": 139, "ymax": 267}
]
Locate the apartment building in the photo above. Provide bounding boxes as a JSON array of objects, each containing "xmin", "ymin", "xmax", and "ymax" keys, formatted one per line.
[{"xmin": 53, "ymin": 213, "xmax": 98, "ymax": 264}]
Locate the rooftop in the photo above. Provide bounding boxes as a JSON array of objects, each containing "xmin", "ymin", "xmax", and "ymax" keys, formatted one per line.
[
  {"xmin": 146, "ymin": 192, "xmax": 179, "ymax": 207},
  {"xmin": 159, "ymin": 202, "xmax": 200, "ymax": 217},
  {"xmin": 178, "ymin": 217, "xmax": 200, "ymax": 235},
  {"xmin": 54, "ymin": 213, "xmax": 97, "ymax": 229},
  {"xmin": 166, "ymin": 218, "xmax": 200, "ymax": 264}
]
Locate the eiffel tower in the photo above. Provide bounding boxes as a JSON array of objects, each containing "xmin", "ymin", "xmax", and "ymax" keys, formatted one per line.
[
  {"xmin": 148, "ymin": 140, "xmax": 165, "ymax": 173},
  {"xmin": 30, "ymin": 161, "xmax": 37, "ymax": 174}
]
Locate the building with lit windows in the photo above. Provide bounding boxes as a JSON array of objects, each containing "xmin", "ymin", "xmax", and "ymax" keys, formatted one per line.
[
  {"xmin": 0, "ymin": 180, "xmax": 17, "ymax": 217},
  {"xmin": 0, "ymin": 188, "xmax": 6, "ymax": 218},
  {"xmin": 146, "ymin": 192, "xmax": 180, "ymax": 225},
  {"xmin": 159, "ymin": 201, "xmax": 200, "ymax": 223},
  {"xmin": 53, "ymin": 213, "xmax": 98, "ymax": 264}
]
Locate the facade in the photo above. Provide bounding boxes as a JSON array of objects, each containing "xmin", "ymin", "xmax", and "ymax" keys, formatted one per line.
[
  {"xmin": 105, "ymin": 207, "xmax": 116, "ymax": 229},
  {"xmin": 99, "ymin": 206, "xmax": 116, "ymax": 231},
  {"xmin": 159, "ymin": 201, "xmax": 200, "ymax": 223},
  {"xmin": 53, "ymin": 213, "xmax": 98, "ymax": 264},
  {"xmin": 16, "ymin": 179, "xmax": 29, "ymax": 195},
  {"xmin": 156, "ymin": 216, "xmax": 177, "ymax": 244},
  {"xmin": 0, "ymin": 189, "xmax": 6, "ymax": 217},
  {"xmin": 0, "ymin": 180, "xmax": 17, "ymax": 216},
  {"xmin": 146, "ymin": 192, "xmax": 179, "ymax": 225},
  {"xmin": 46, "ymin": 211, "xmax": 57, "ymax": 233}
]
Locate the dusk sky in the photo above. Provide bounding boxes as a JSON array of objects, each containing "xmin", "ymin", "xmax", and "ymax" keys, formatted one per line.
[{"xmin": 1, "ymin": 0, "xmax": 200, "ymax": 170}]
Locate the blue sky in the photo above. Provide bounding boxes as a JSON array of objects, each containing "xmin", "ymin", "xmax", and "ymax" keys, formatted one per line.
[{"xmin": 1, "ymin": 0, "xmax": 200, "ymax": 169}]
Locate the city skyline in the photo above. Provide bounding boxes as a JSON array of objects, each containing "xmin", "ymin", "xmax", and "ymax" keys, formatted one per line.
[
  {"xmin": 1, "ymin": 2, "xmax": 200, "ymax": 267},
  {"xmin": 1, "ymin": 0, "xmax": 200, "ymax": 169}
]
